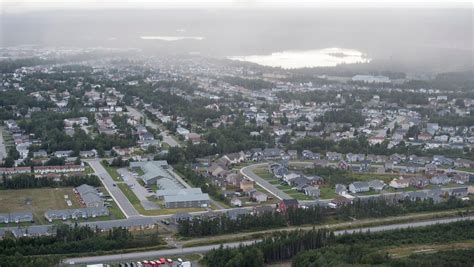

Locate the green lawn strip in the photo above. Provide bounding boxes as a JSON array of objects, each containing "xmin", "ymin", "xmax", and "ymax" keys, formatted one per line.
[
  {"xmin": 100, "ymin": 162, "xmax": 123, "ymax": 182},
  {"xmin": 117, "ymin": 184, "xmax": 141, "ymax": 207}
]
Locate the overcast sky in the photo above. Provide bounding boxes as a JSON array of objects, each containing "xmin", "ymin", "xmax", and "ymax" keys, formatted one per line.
[{"xmin": 2, "ymin": 0, "xmax": 472, "ymax": 13}]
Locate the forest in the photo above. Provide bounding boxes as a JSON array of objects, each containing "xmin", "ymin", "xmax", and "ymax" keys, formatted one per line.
[
  {"xmin": 1, "ymin": 174, "xmax": 101, "ymax": 189},
  {"xmin": 0, "ymin": 224, "xmax": 162, "ymax": 266},
  {"xmin": 204, "ymin": 220, "xmax": 474, "ymax": 267},
  {"xmin": 222, "ymin": 76, "xmax": 274, "ymax": 90},
  {"xmin": 178, "ymin": 197, "xmax": 471, "ymax": 237}
]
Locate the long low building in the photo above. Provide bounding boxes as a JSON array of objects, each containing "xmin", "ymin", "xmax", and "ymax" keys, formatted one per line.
[
  {"xmin": 0, "ymin": 211, "xmax": 34, "ymax": 224},
  {"xmin": 156, "ymin": 188, "xmax": 203, "ymax": 199},
  {"xmin": 130, "ymin": 160, "xmax": 175, "ymax": 186},
  {"xmin": 74, "ymin": 184, "xmax": 104, "ymax": 208},
  {"xmin": 44, "ymin": 207, "xmax": 109, "ymax": 222},
  {"xmin": 164, "ymin": 192, "xmax": 211, "ymax": 209}
]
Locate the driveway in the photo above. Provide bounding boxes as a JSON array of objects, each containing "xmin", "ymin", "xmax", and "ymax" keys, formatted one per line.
[
  {"xmin": 87, "ymin": 160, "xmax": 140, "ymax": 218},
  {"xmin": 117, "ymin": 168, "xmax": 160, "ymax": 211}
]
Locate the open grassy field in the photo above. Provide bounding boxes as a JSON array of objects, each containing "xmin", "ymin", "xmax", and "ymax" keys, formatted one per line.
[{"xmin": 0, "ymin": 187, "xmax": 81, "ymax": 224}]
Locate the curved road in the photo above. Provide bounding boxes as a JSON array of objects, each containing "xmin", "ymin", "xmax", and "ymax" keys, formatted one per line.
[{"xmin": 63, "ymin": 215, "xmax": 474, "ymax": 265}]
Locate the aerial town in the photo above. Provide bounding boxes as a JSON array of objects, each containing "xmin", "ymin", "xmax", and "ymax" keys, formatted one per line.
[{"xmin": 1, "ymin": 35, "xmax": 473, "ymax": 266}]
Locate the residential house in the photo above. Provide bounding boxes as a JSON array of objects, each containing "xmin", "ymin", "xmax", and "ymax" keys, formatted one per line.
[
  {"xmin": 335, "ymin": 184, "xmax": 347, "ymax": 195},
  {"xmin": 287, "ymin": 150, "xmax": 298, "ymax": 160},
  {"xmin": 304, "ymin": 186, "xmax": 320, "ymax": 198},
  {"xmin": 263, "ymin": 148, "xmax": 283, "ymax": 160},
  {"xmin": 349, "ymin": 182, "xmax": 370, "ymax": 193},
  {"xmin": 252, "ymin": 205, "xmax": 275, "ymax": 215},
  {"xmin": 230, "ymin": 198, "xmax": 243, "ymax": 207},
  {"xmin": 240, "ymin": 179, "xmax": 255, "ymax": 192},
  {"xmin": 278, "ymin": 199, "xmax": 299, "ymax": 212},
  {"xmin": 326, "ymin": 152, "xmax": 343, "ymax": 161},
  {"xmin": 389, "ymin": 177, "xmax": 410, "ymax": 189},
  {"xmin": 251, "ymin": 191, "xmax": 268, "ymax": 203},
  {"xmin": 430, "ymin": 175, "xmax": 451, "ymax": 185},
  {"xmin": 368, "ymin": 180, "xmax": 385, "ymax": 191},
  {"xmin": 53, "ymin": 150, "xmax": 73, "ymax": 158}
]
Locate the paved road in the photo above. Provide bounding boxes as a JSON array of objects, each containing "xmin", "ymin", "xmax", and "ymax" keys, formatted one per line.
[
  {"xmin": 63, "ymin": 215, "xmax": 474, "ymax": 265},
  {"xmin": 241, "ymin": 163, "xmax": 292, "ymax": 200},
  {"xmin": 87, "ymin": 160, "xmax": 140, "ymax": 218},
  {"xmin": 127, "ymin": 106, "xmax": 180, "ymax": 147},
  {"xmin": 0, "ymin": 126, "xmax": 7, "ymax": 161}
]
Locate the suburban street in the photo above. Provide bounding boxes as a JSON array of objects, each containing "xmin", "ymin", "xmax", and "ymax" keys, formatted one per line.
[
  {"xmin": 87, "ymin": 159, "xmax": 140, "ymax": 218},
  {"xmin": 241, "ymin": 163, "xmax": 292, "ymax": 200},
  {"xmin": 126, "ymin": 105, "xmax": 180, "ymax": 147},
  {"xmin": 0, "ymin": 127, "xmax": 7, "ymax": 161},
  {"xmin": 63, "ymin": 215, "xmax": 474, "ymax": 265}
]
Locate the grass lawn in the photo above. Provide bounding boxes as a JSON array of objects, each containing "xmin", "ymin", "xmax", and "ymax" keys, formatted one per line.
[
  {"xmin": 348, "ymin": 172, "xmax": 398, "ymax": 183},
  {"xmin": 0, "ymin": 187, "xmax": 81, "ymax": 225},
  {"xmin": 277, "ymin": 185, "xmax": 292, "ymax": 190},
  {"xmin": 319, "ymin": 186, "xmax": 337, "ymax": 199},
  {"xmin": 100, "ymin": 161, "xmax": 123, "ymax": 182},
  {"xmin": 252, "ymin": 167, "xmax": 274, "ymax": 180},
  {"xmin": 268, "ymin": 180, "xmax": 281, "ymax": 185}
]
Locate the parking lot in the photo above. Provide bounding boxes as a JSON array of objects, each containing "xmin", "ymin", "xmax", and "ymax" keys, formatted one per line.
[{"xmin": 117, "ymin": 168, "xmax": 160, "ymax": 211}]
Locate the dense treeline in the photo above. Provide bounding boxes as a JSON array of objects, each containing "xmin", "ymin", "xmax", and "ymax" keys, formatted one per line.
[
  {"xmin": 294, "ymin": 220, "xmax": 474, "ymax": 266},
  {"xmin": 289, "ymin": 136, "xmax": 474, "ymax": 160},
  {"xmin": 178, "ymin": 212, "xmax": 287, "ymax": 237},
  {"xmin": 203, "ymin": 228, "xmax": 335, "ymax": 266},
  {"xmin": 120, "ymin": 82, "xmax": 224, "ymax": 123},
  {"xmin": 1, "ymin": 174, "xmax": 101, "ymax": 189},
  {"xmin": 179, "ymin": 197, "xmax": 472, "ymax": 237},
  {"xmin": 223, "ymin": 76, "xmax": 274, "ymax": 90},
  {"xmin": 0, "ymin": 58, "xmax": 52, "ymax": 73},
  {"xmin": 0, "ymin": 224, "xmax": 161, "ymax": 266},
  {"xmin": 174, "ymin": 165, "xmax": 227, "ymax": 204},
  {"xmin": 321, "ymin": 109, "xmax": 365, "ymax": 127},
  {"xmin": 338, "ymin": 197, "xmax": 472, "ymax": 220},
  {"xmin": 20, "ymin": 111, "xmax": 136, "ymax": 154},
  {"xmin": 204, "ymin": 220, "xmax": 474, "ymax": 267},
  {"xmin": 430, "ymin": 114, "xmax": 474, "ymax": 127}
]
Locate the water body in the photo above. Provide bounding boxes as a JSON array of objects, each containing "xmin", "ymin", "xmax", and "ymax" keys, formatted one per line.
[
  {"xmin": 228, "ymin": 48, "xmax": 371, "ymax": 69},
  {"xmin": 140, "ymin": 36, "xmax": 204, "ymax": 41}
]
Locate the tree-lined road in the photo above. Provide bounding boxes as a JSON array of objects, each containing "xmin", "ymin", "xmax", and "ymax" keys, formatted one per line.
[
  {"xmin": 63, "ymin": 215, "xmax": 474, "ymax": 265},
  {"xmin": 126, "ymin": 106, "xmax": 180, "ymax": 147}
]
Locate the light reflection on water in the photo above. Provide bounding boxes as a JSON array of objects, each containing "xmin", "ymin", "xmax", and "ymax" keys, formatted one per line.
[{"xmin": 228, "ymin": 48, "xmax": 371, "ymax": 69}]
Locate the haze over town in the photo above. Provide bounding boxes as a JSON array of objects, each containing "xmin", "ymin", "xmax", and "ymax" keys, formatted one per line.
[{"xmin": 0, "ymin": 1, "xmax": 473, "ymax": 267}]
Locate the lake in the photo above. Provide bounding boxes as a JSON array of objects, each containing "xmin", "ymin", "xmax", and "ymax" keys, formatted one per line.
[
  {"xmin": 140, "ymin": 36, "xmax": 204, "ymax": 41},
  {"xmin": 228, "ymin": 48, "xmax": 371, "ymax": 69}
]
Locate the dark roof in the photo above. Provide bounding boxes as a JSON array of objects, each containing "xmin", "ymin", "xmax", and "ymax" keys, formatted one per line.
[{"xmin": 282, "ymin": 199, "xmax": 299, "ymax": 206}]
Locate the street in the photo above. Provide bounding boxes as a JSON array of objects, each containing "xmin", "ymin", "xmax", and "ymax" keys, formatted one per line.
[
  {"xmin": 0, "ymin": 127, "xmax": 7, "ymax": 161},
  {"xmin": 63, "ymin": 215, "xmax": 474, "ymax": 265},
  {"xmin": 87, "ymin": 159, "xmax": 140, "ymax": 218},
  {"xmin": 126, "ymin": 105, "xmax": 180, "ymax": 147},
  {"xmin": 241, "ymin": 163, "xmax": 293, "ymax": 200}
]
